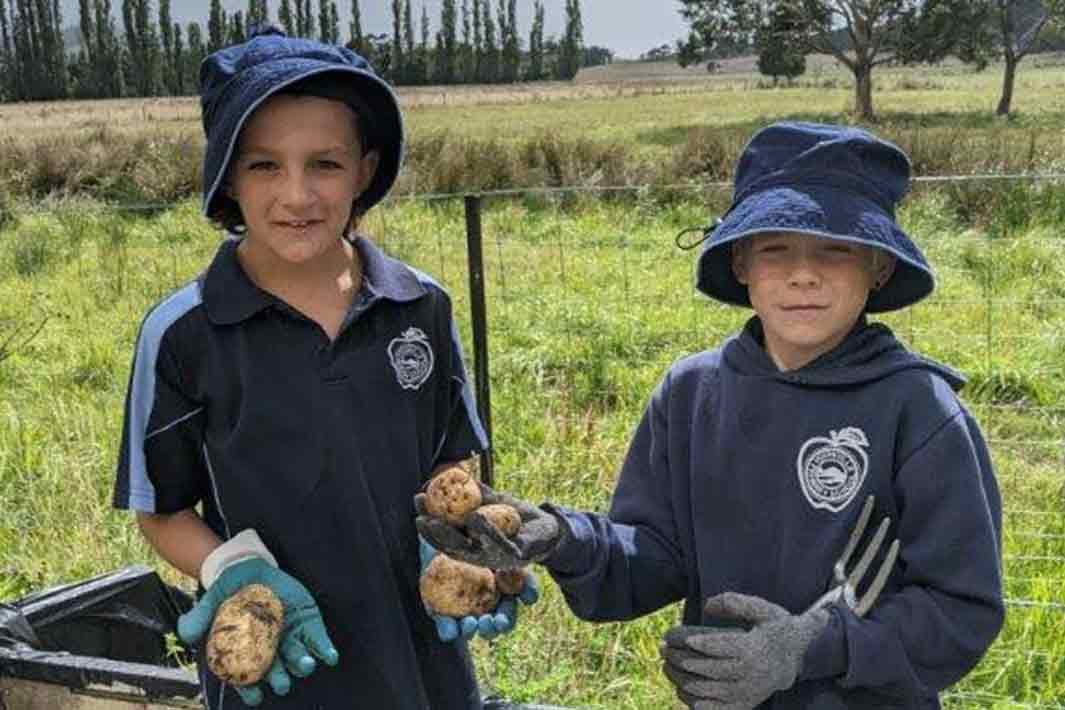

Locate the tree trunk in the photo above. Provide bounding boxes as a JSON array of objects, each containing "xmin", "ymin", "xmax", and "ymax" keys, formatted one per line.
[
  {"xmin": 996, "ymin": 52, "xmax": 1017, "ymax": 116},
  {"xmin": 853, "ymin": 62, "xmax": 875, "ymax": 121}
]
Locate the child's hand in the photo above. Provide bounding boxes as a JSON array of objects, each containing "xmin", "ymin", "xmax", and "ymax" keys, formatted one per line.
[
  {"xmin": 417, "ymin": 537, "xmax": 540, "ymax": 642},
  {"xmin": 659, "ymin": 592, "xmax": 828, "ymax": 710},
  {"xmin": 415, "ymin": 481, "xmax": 563, "ymax": 569},
  {"xmin": 177, "ymin": 558, "xmax": 339, "ymax": 707}
]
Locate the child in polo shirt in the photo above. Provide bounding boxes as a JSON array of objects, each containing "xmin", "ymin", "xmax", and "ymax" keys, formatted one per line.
[
  {"xmin": 418, "ymin": 122, "xmax": 1004, "ymax": 708},
  {"xmin": 112, "ymin": 27, "xmax": 535, "ymax": 710}
]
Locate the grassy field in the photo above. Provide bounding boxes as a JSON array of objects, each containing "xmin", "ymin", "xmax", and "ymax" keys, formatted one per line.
[{"xmin": 1, "ymin": 62, "xmax": 1064, "ymax": 709}]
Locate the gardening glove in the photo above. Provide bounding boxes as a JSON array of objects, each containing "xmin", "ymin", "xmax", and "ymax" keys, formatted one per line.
[
  {"xmin": 418, "ymin": 536, "xmax": 540, "ymax": 642},
  {"xmin": 177, "ymin": 530, "xmax": 339, "ymax": 707},
  {"xmin": 415, "ymin": 481, "xmax": 563, "ymax": 570},
  {"xmin": 660, "ymin": 592, "xmax": 829, "ymax": 710}
]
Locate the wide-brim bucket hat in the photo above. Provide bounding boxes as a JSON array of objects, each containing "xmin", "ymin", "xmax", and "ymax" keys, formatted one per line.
[
  {"xmin": 695, "ymin": 122, "xmax": 934, "ymax": 313},
  {"xmin": 199, "ymin": 26, "xmax": 403, "ymax": 223}
]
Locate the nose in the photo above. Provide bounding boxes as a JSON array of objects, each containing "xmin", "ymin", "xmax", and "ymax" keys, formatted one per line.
[
  {"xmin": 279, "ymin": 168, "xmax": 316, "ymax": 208},
  {"xmin": 787, "ymin": 251, "xmax": 821, "ymax": 288}
]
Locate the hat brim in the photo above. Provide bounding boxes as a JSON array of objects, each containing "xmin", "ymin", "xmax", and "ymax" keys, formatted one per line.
[
  {"xmin": 695, "ymin": 185, "xmax": 934, "ymax": 313},
  {"xmin": 202, "ymin": 61, "xmax": 403, "ymax": 219}
]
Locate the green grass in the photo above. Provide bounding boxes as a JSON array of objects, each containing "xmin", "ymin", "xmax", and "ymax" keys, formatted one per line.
[{"xmin": 0, "ymin": 185, "xmax": 1062, "ymax": 709}]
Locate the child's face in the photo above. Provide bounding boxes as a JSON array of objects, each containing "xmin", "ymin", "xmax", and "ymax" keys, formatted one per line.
[
  {"xmin": 227, "ymin": 93, "xmax": 378, "ymax": 268},
  {"xmin": 732, "ymin": 232, "xmax": 895, "ymax": 371}
]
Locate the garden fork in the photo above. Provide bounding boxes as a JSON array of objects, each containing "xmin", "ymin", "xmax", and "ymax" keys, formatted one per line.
[{"xmin": 805, "ymin": 495, "xmax": 900, "ymax": 618}]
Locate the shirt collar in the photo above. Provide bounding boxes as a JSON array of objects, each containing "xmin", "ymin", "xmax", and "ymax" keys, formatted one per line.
[{"xmin": 202, "ymin": 235, "xmax": 427, "ymax": 326}]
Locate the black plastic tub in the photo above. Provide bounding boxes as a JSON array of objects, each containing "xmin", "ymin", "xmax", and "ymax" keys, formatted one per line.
[{"xmin": 0, "ymin": 566, "xmax": 571, "ymax": 709}]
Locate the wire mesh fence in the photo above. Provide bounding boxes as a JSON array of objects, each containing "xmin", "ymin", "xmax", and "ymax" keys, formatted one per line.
[{"xmin": 3, "ymin": 172, "xmax": 1063, "ymax": 708}]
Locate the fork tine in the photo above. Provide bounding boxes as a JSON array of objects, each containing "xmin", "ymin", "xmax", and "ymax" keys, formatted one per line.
[
  {"xmin": 834, "ymin": 495, "xmax": 875, "ymax": 582},
  {"xmin": 854, "ymin": 538, "xmax": 900, "ymax": 617},
  {"xmin": 847, "ymin": 516, "xmax": 891, "ymax": 590}
]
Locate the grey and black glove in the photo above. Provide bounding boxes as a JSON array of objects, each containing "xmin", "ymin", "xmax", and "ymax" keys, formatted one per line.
[
  {"xmin": 414, "ymin": 482, "xmax": 563, "ymax": 570},
  {"xmin": 660, "ymin": 592, "xmax": 829, "ymax": 710}
]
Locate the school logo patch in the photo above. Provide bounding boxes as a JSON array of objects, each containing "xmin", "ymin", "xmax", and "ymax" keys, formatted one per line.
[
  {"xmin": 797, "ymin": 427, "xmax": 869, "ymax": 513},
  {"xmin": 388, "ymin": 327, "xmax": 435, "ymax": 391}
]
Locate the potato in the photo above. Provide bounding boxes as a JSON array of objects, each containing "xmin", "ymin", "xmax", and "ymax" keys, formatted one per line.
[
  {"xmin": 473, "ymin": 503, "xmax": 521, "ymax": 537},
  {"xmin": 494, "ymin": 569, "xmax": 526, "ymax": 596},
  {"xmin": 424, "ymin": 466, "xmax": 482, "ymax": 525},
  {"xmin": 420, "ymin": 553, "xmax": 499, "ymax": 617},
  {"xmin": 206, "ymin": 584, "xmax": 283, "ymax": 686}
]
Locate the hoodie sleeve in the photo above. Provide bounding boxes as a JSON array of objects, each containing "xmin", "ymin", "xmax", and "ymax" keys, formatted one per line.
[
  {"xmin": 804, "ymin": 406, "xmax": 1004, "ymax": 698},
  {"xmin": 542, "ymin": 373, "xmax": 688, "ymax": 622}
]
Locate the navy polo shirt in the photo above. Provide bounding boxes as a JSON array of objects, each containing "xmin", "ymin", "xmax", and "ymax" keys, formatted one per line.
[{"xmin": 114, "ymin": 235, "xmax": 488, "ymax": 710}]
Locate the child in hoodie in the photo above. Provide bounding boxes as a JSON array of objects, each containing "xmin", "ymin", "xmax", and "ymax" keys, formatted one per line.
[{"xmin": 417, "ymin": 122, "xmax": 1004, "ymax": 709}]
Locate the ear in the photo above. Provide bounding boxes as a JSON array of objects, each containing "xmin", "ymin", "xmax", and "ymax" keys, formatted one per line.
[
  {"xmin": 873, "ymin": 253, "xmax": 897, "ymax": 290},
  {"xmin": 356, "ymin": 148, "xmax": 380, "ymax": 196},
  {"xmin": 731, "ymin": 242, "xmax": 749, "ymax": 286}
]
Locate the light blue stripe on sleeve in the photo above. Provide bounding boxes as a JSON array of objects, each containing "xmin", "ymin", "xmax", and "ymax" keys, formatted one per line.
[{"xmin": 124, "ymin": 282, "xmax": 203, "ymax": 512}]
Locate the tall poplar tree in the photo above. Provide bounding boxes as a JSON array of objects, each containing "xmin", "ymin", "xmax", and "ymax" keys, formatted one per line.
[
  {"xmin": 390, "ymin": 0, "xmax": 403, "ymax": 80},
  {"xmin": 159, "ymin": 0, "xmax": 173, "ymax": 93},
  {"xmin": 279, "ymin": 0, "xmax": 293, "ymax": 35},
  {"xmin": 208, "ymin": 0, "xmax": 224, "ymax": 50},
  {"xmin": 348, "ymin": 0, "xmax": 363, "ymax": 52},
  {"xmin": 558, "ymin": 0, "xmax": 583, "ymax": 79},
  {"xmin": 185, "ymin": 21, "xmax": 205, "ymax": 91},
  {"xmin": 500, "ymin": 0, "xmax": 518, "ymax": 81},
  {"xmin": 525, "ymin": 0, "xmax": 544, "ymax": 80}
]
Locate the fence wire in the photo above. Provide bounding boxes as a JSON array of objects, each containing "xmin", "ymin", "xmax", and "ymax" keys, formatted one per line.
[{"xmin": 5, "ymin": 173, "xmax": 1065, "ymax": 709}]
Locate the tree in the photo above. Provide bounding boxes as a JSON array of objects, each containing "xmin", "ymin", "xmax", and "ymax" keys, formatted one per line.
[
  {"xmin": 525, "ymin": 0, "xmax": 544, "ymax": 80},
  {"xmin": 279, "ymin": 0, "xmax": 293, "ymax": 35},
  {"xmin": 558, "ymin": 0, "xmax": 583, "ymax": 80},
  {"xmin": 677, "ymin": 0, "xmax": 985, "ymax": 120},
  {"xmin": 756, "ymin": 2, "xmax": 805, "ymax": 84},
  {"xmin": 500, "ymin": 0, "xmax": 519, "ymax": 81},
  {"xmin": 229, "ymin": 9, "xmax": 245, "ymax": 44},
  {"xmin": 208, "ymin": 0, "xmax": 224, "ymax": 50},
  {"xmin": 390, "ymin": 0, "xmax": 403, "ymax": 81},
  {"xmin": 417, "ymin": 2, "xmax": 430, "ymax": 83},
  {"xmin": 479, "ymin": 0, "xmax": 497, "ymax": 82},
  {"xmin": 438, "ymin": 0, "xmax": 457, "ymax": 83},
  {"xmin": 95, "ymin": 0, "xmax": 124, "ymax": 96},
  {"xmin": 460, "ymin": 0, "xmax": 473, "ymax": 82},
  {"xmin": 989, "ymin": 0, "xmax": 1065, "ymax": 115},
  {"xmin": 318, "ymin": 0, "xmax": 337, "ymax": 42},
  {"xmin": 471, "ymin": 0, "xmax": 481, "ymax": 80},
  {"xmin": 159, "ymin": 0, "xmax": 173, "ymax": 93},
  {"xmin": 186, "ymin": 20, "xmax": 205, "ymax": 91},
  {"xmin": 347, "ymin": 0, "xmax": 362, "ymax": 51},
  {"xmin": 172, "ymin": 21, "xmax": 183, "ymax": 93}
]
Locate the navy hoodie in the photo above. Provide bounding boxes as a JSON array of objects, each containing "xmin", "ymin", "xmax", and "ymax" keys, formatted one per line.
[{"xmin": 544, "ymin": 318, "xmax": 1004, "ymax": 709}]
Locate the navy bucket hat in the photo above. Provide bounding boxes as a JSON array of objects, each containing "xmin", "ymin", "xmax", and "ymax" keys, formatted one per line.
[
  {"xmin": 199, "ymin": 26, "xmax": 403, "ymax": 225},
  {"xmin": 695, "ymin": 122, "xmax": 933, "ymax": 313}
]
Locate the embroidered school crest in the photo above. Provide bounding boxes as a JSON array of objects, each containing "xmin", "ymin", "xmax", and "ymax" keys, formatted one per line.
[
  {"xmin": 387, "ymin": 327, "xmax": 435, "ymax": 391},
  {"xmin": 797, "ymin": 427, "xmax": 869, "ymax": 513}
]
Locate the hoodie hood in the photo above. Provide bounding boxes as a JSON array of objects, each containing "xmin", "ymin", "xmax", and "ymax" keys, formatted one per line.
[{"xmin": 723, "ymin": 316, "xmax": 965, "ymax": 391}]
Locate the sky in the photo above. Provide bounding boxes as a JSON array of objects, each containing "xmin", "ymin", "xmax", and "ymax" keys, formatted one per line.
[{"xmin": 59, "ymin": 0, "xmax": 690, "ymax": 60}]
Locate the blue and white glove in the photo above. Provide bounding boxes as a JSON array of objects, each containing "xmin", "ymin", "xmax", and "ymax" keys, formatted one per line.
[
  {"xmin": 177, "ymin": 530, "xmax": 339, "ymax": 707},
  {"xmin": 418, "ymin": 536, "xmax": 539, "ymax": 641}
]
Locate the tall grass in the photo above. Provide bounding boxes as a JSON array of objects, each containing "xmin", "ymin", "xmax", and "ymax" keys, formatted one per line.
[
  {"xmin": 0, "ymin": 185, "xmax": 1062, "ymax": 709},
  {"xmin": 2, "ymin": 63, "xmax": 1065, "ymax": 206}
]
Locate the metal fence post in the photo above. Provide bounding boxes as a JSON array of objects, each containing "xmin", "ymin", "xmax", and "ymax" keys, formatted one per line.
[{"xmin": 464, "ymin": 195, "xmax": 494, "ymax": 486}]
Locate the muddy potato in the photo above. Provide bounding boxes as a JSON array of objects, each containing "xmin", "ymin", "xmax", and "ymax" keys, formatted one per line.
[
  {"xmin": 473, "ymin": 503, "xmax": 521, "ymax": 537},
  {"xmin": 420, "ymin": 554, "xmax": 499, "ymax": 617},
  {"xmin": 425, "ymin": 466, "xmax": 482, "ymax": 526},
  {"xmin": 494, "ymin": 569, "xmax": 526, "ymax": 596},
  {"xmin": 206, "ymin": 584, "xmax": 283, "ymax": 686}
]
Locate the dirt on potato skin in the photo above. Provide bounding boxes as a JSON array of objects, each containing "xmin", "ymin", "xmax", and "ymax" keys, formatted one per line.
[
  {"xmin": 206, "ymin": 584, "xmax": 283, "ymax": 686},
  {"xmin": 420, "ymin": 554, "xmax": 500, "ymax": 617},
  {"xmin": 473, "ymin": 503, "xmax": 521, "ymax": 537},
  {"xmin": 425, "ymin": 467, "xmax": 482, "ymax": 526}
]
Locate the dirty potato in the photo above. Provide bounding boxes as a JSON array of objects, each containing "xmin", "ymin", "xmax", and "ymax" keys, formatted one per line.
[
  {"xmin": 425, "ymin": 466, "xmax": 482, "ymax": 526},
  {"xmin": 494, "ymin": 569, "xmax": 526, "ymax": 596},
  {"xmin": 472, "ymin": 503, "xmax": 521, "ymax": 537},
  {"xmin": 206, "ymin": 584, "xmax": 283, "ymax": 686},
  {"xmin": 420, "ymin": 554, "xmax": 499, "ymax": 617}
]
